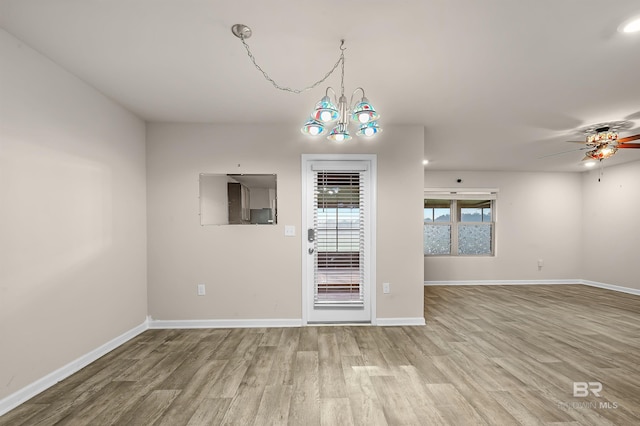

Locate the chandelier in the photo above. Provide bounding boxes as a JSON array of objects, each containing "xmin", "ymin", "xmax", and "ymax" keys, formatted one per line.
[{"xmin": 232, "ymin": 24, "xmax": 381, "ymax": 142}]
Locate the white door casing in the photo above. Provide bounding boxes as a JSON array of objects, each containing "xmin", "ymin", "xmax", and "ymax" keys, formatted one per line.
[{"xmin": 301, "ymin": 154, "xmax": 377, "ymax": 324}]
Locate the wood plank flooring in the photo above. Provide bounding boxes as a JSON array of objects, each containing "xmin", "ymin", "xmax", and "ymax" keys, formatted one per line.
[{"xmin": 2, "ymin": 284, "xmax": 640, "ymax": 425}]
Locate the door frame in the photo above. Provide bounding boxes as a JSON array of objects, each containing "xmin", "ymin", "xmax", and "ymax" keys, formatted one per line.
[{"xmin": 300, "ymin": 154, "xmax": 377, "ymax": 325}]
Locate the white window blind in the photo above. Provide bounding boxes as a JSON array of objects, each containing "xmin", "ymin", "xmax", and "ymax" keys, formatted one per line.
[{"xmin": 313, "ymin": 171, "xmax": 365, "ymax": 307}]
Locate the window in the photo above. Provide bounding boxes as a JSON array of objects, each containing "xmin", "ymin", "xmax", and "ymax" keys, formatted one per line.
[
  {"xmin": 424, "ymin": 190, "xmax": 496, "ymax": 256},
  {"xmin": 423, "ymin": 200, "xmax": 452, "ymax": 255},
  {"xmin": 313, "ymin": 171, "xmax": 365, "ymax": 305}
]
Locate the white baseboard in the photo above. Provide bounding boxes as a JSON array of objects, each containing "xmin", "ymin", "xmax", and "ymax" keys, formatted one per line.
[
  {"xmin": 424, "ymin": 279, "xmax": 640, "ymax": 296},
  {"xmin": 581, "ymin": 280, "xmax": 640, "ymax": 296},
  {"xmin": 424, "ymin": 279, "xmax": 579, "ymax": 286},
  {"xmin": 376, "ymin": 317, "xmax": 426, "ymax": 326},
  {"xmin": 148, "ymin": 318, "xmax": 304, "ymax": 329},
  {"xmin": 148, "ymin": 317, "xmax": 430, "ymax": 328},
  {"xmin": 0, "ymin": 320, "xmax": 149, "ymax": 417}
]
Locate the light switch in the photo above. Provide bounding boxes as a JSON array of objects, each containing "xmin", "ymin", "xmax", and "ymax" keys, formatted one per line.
[{"xmin": 284, "ymin": 225, "xmax": 296, "ymax": 237}]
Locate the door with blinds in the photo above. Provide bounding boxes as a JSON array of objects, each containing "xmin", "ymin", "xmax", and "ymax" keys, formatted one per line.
[{"xmin": 302, "ymin": 156, "xmax": 375, "ymax": 324}]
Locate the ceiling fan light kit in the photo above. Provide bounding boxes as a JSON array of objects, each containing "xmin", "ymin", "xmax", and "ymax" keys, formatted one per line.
[
  {"xmin": 586, "ymin": 129, "xmax": 618, "ymax": 144},
  {"xmin": 231, "ymin": 24, "xmax": 381, "ymax": 142},
  {"xmin": 576, "ymin": 123, "xmax": 640, "ymax": 162},
  {"xmin": 585, "ymin": 144, "xmax": 618, "ymax": 161}
]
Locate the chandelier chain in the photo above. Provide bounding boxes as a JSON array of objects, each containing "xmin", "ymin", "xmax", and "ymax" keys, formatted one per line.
[
  {"xmin": 239, "ymin": 36, "xmax": 344, "ymax": 94},
  {"xmin": 340, "ymin": 49, "xmax": 345, "ymax": 96}
]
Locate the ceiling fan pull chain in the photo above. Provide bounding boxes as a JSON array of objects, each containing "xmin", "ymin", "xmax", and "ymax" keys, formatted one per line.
[{"xmin": 598, "ymin": 160, "xmax": 604, "ymax": 182}]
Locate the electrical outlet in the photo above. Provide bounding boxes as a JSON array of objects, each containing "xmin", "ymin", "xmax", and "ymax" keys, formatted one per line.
[
  {"xmin": 197, "ymin": 284, "xmax": 206, "ymax": 296},
  {"xmin": 383, "ymin": 282, "xmax": 390, "ymax": 294},
  {"xmin": 537, "ymin": 259, "xmax": 544, "ymax": 268}
]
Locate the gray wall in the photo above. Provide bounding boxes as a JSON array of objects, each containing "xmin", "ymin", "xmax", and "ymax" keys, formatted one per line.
[
  {"xmin": 146, "ymin": 123, "xmax": 425, "ymax": 322},
  {"xmin": 581, "ymin": 161, "xmax": 640, "ymax": 290},
  {"xmin": 424, "ymin": 164, "xmax": 640, "ymax": 292},
  {"xmin": 0, "ymin": 29, "xmax": 148, "ymax": 400},
  {"xmin": 424, "ymin": 171, "xmax": 583, "ymax": 281}
]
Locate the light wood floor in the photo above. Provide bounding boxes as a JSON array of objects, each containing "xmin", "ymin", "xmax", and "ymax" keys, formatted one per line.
[{"xmin": 2, "ymin": 285, "xmax": 640, "ymax": 425}]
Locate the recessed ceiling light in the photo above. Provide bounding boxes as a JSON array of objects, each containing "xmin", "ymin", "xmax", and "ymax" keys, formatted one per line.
[
  {"xmin": 584, "ymin": 161, "xmax": 596, "ymax": 168},
  {"xmin": 619, "ymin": 16, "xmax": 640, "ymax": 33},
  {"xmin": 423, "ymin": 159, "xmax": 429, "ymax": 165}
]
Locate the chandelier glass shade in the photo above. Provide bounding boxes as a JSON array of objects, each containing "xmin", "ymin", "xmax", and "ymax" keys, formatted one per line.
[
  {"xmin": 352, "ymin": 97, "xmax": 380, "ymax": 123},
  {"xmin": 356, "ymin": 120, "xmax": 382, "ymax": 137},
  {"xmin": 301, "ymin": 118, "xmax": 326, "ymax": 136},
  {"xmin": 312, "ymin": 96, "xmax": 340, "ymax": 122},
  {"xmin": 328, "ymin": 123, "xmax": 352, "ymax": 142}
]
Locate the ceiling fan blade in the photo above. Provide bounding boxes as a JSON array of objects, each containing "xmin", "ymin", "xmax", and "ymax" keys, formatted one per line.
[
  {"xmin": 618, "ymin": 134, "xmax": 640, "ymax": 143},
  {"xmin": 617, "ymin": 142, "xmax": 640, "ymax": 149},
  {"xmin": 538, "ymin": 147, "xmax": 588, "ymax": 159},
  {"xmin": 565, "ymin": 140, "xmax": 588, "ymax": 144}
]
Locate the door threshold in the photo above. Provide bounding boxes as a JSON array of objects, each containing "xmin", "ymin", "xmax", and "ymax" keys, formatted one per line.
[{"xmin": 306, "ymin": 321, "xmax": 372, "ymax": 326}]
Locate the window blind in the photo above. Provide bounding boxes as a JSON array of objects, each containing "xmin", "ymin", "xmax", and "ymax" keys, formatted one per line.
[{"xmin": 313, "ymin": 171, "xmax": 365, "ymax": 307}]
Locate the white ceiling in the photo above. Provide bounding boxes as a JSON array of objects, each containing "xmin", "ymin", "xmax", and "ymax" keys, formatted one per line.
[{"xmin": 2, "ymin": 0, "xmax": 640, "ymax": 172}]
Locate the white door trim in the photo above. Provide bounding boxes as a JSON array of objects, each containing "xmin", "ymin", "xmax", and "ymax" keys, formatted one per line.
[{"xmin": 301, "ymin": 154, "xmax": 377, "ymax": 325}]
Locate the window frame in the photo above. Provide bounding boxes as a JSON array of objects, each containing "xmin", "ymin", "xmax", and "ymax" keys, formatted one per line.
[{"xmin": 424, "ymin": 188, "xmax": 498, "ymax": 257}]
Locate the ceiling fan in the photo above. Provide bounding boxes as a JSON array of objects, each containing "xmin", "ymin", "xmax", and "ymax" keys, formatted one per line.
[{"xmin": 566, "ymin": 121, "xmax": 640, "ymax": 161}]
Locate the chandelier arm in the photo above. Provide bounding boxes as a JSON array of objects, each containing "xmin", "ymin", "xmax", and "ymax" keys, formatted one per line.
[
  {"xmin": 349, "ymin": 87, "xmax": 366, "ymax": 108},
  {"xmin": 325, "ymin": 87, "xmax": 337, "ymax": 99},
  {"xmin": 239, "ymin": 36, "xmax": 344, "ymax": 94}
]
